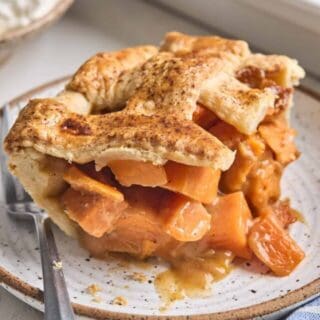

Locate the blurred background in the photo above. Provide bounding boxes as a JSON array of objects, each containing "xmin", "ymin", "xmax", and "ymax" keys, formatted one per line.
[
  {"xmin": 0, "ymin": 0, "xmax": 319, "ymax": 318},
  {"xmin": 0, "ymin": 0, "xmax": 319, "ymax": 107}
]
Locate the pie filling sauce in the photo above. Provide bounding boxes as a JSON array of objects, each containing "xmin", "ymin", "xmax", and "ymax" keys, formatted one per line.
[{"xmin": 58, "ymin": 67, "xmax": 304, "ymax": 305}]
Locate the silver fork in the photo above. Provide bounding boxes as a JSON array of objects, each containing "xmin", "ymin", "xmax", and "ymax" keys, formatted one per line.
[{"xmin": 1, "ymin": 103, "xmax": 75, "ymax": 320}]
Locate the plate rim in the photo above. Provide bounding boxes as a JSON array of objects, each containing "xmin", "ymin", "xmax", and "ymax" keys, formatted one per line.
[{"xmin": 1, "ymin": 77, "xmax": 320, "ymax": 320}]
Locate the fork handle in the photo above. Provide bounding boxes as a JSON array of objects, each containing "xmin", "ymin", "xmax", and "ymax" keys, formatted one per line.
[{"xmin": 34, "ymin": 215, "xmax": 75, "ymax": 320}]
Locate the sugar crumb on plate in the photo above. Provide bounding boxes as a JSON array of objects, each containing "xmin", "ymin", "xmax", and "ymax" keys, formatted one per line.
[
  {"xmin": 112, "ymin": 296, "xmax": 128, "ymax": 306},
  {"xmin": 86, "ymin": 284, "xmax": 102, "ymax": 295},
  {"xmin": 127, "ymin": 272, "xmax": 147, "ymax": 283},
  {"xmin": 86, "ymin": 284, "xmax": 102, "ymax": 303}
]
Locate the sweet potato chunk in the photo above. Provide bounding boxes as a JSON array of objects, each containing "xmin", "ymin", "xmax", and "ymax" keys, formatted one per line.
[
  {"xmin": 220, "ymin": 136, "xmax": 265, "ymax": 193},
  {"xmin": 80, "ymin": 211, "xmax": 170, "ymax": 259},
  {"xmin": 62, "ymin": 188, "xmax": 127, "ymax": 237},
  {"xmin": 78, "ymin": 162, "xmax": 115, "ymax": 185},
  {"xmin": 209, "ymin": 121, "xmax": 245, "ymax": 150},
  {"xmin": 248, "ymin": 214, "xmax": 305, "ymax": 276},
  {"xmin": 192, "ymin": 104, "xmax": 218, "ymax": 129},
  {"xmin": 259, "ymin": 121, "xmax": 299, "ymax": 165},
  {"xmin": 161, "ymin": 194, "xmax": 211, "ymax": 242},
  {"xmin": 80, "ymin": 187, "xmax": 172, "ymax": 258},
  {"xmin": 164, "ymin": 161, "xmax": 220, "ymax": 204},
  {"xmin": 205, "ymin": 192, "xmax": 253, "ymax": 259},
  {"xmin": 262, "ymin": 200, "xmax": 298, "ymax": 229},
  {"xmin": 112, "ymin": 212, "xmax": 169, "ymax": 258},
  {"xmin": 63, "ymin": 166, "xmax": 124, "ymax": 202},
  {"xmin": 245, "ymin": 158, "xmax": 282, "ymax": 211},
  {"xmin": 108, "ymin": 160, "xmax": 167, "ymax": 187}
]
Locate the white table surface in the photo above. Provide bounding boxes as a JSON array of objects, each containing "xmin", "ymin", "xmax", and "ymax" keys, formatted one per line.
[
  {"xmin": 0, "ymin": 0, "xmax": 208, "ymax": 318},
  {"xmin": 0, "ymin": 1, "xmax": 318, "ymax": 319}
]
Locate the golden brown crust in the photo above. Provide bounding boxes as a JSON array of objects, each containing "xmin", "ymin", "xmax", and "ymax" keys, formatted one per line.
[
  {"xmin": 159, "ymin": 32, "xmax": 304, "ymax": 133},
  {"xmin": 5, "ymin": 99, "xmax": 234, "ymax": 170},
  {"xmin": 7, "ymin": 148, "xmax": 78, "ymax": 237},
  {"xmin": 124, "ymin": 52, "xmax": 237, "ymax": 119},
  {"xmin": 5, "ymin": 32, "xmax": 305, "ymax": 168},
  {"xmin": 67, "ymin": 45, "xmax": 158, "ymax": 112},
  {"xmin": 199, "ymin": 74, "xmax": 275, "ymax": 134},
  {"xmin": 241, "ymin": 54, "xmax": 305, "ymax": 87},
  {"xmin": 160, "ymin": 31, "xmax": 250, "ymax": 58}
]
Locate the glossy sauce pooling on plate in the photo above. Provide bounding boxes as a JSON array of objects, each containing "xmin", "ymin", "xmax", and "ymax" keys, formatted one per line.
[{"xmin": 155, "ymin": 250, "xmax": 234, "ymax": 310}]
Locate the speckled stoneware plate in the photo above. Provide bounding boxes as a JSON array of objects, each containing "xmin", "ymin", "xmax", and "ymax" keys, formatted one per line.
[{"xmin": 0, "ymin": 78, "xmax": 320, "ymax": 320}]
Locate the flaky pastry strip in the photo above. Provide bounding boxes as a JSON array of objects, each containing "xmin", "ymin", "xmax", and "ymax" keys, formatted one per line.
[{"xmin": 5, "ymin": 99, "xmax": 235, "ymax": 171}]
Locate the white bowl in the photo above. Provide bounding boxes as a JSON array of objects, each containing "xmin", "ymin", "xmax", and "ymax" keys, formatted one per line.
[{"xmin": 0, "ymin": 0, "xmax": 73, "ymax": 65}]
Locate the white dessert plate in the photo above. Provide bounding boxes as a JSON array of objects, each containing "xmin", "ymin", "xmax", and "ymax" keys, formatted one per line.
[{"xmin": 0, "ymin": 78, "xmax": 319, "ymax": 320}]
